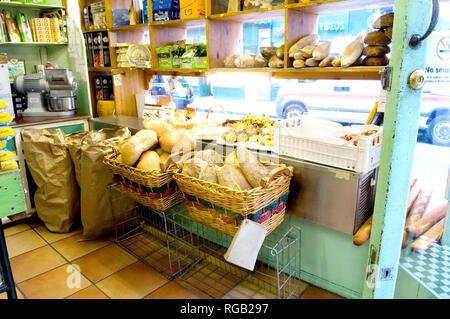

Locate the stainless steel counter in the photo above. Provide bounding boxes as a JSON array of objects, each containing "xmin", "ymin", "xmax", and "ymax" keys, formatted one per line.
[{"xmin": 90, "ymin": 115, "xmax": 378, "ymax": 235}]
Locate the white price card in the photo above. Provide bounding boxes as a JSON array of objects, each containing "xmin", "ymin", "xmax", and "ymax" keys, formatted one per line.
[
  {"xmin": 378, "ymin": 88, "xmax": 387, "ymax": 113},
  {"xmin": 113, "ymin": 74, "xmax": 122, "ymax": 87},
  {"xmin": 224, "ymin": 219, "xmax": 267, "ymax": 271}
]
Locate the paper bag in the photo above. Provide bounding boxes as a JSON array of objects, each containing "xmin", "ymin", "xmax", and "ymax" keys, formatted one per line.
[
  {"xmin": 65, "ymin": 131, "xmax": 89, "ymax": 187},
  {"xmin": 22, "ymin": 128, "xmax": 79, "ymax": 233},
  {"xmin": 79, "ymin": 127, "xmax": 131, "ymax": 239}
]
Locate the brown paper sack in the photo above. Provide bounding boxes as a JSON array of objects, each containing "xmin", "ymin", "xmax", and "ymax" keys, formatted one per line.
[
  {"xmin": 79, "ymin": 127, "xmax": 131, "ymax": 239},
  {"xmin": 22, "ymin": 129, "xmax": 79, "ymax": 233},
  {"xmin": 65, "ymin": 131, "xmax": 89, "ymax": 187}
]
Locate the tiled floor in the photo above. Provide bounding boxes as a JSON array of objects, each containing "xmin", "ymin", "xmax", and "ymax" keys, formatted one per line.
[{"xmin": 0, "ymin": 218, "xmax": 344, "ymax": 300}]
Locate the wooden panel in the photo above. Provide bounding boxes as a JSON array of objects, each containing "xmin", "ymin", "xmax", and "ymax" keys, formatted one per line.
[
  {"xmin": 109, "ymin": 30, "xmax": 148, "ymax": 44},
  {"xmin": 112, "ymin": 69, "xmax": 149, "ymax": 116},
  {"xmin": 285, "ymin": 9, "xmax": 318, "ymax": 67},
  {"xmin": 206, "ymin": 19, "xmax": 242, "ymax": 68}
]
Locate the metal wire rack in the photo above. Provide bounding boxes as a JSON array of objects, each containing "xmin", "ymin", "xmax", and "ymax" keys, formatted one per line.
[
  {"xmin": 170, "ymin": 211, "xmax": 304, "ymax": 299},
  {"xmin": 108, "ymin": 184, "xmax": 197, "ymax": 279}
]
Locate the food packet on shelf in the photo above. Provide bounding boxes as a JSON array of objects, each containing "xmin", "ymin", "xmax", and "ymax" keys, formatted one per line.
[
  {"xmin": 1, "ymin": 160, "xmax": 18, "ymax": 172},
  {"xmin": 0, "ymin": 140, "xmax": 6, "ymax": 150},
  {"xmin": 0, "ymin": 149, "xmax": 14, "ymax": 162},
  {"xmin": 0, "ymin": 113, "xmax": 13, "ymax": 126},
  {"xmin": 0, "ymin": 127, "xmax": 15, "ymax": 140}
]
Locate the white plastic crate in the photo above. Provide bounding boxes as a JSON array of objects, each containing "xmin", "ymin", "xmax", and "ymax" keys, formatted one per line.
[{"xmin": 273, "ymin": 116, "xmax": 383, "ymax": 173}]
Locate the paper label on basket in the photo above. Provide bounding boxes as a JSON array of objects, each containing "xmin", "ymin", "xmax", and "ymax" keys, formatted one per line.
[{"xmin": 224, "ymin": 219, "xmax": 267, "ymax": 271}]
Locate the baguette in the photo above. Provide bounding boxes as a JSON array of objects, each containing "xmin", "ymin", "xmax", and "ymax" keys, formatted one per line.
[
  {"xmin": 353, "ymin": 216, "xmax": 373, "ymax": 246},
  {"xmin": 300, "ymin": 45, "xmax": 316, "ymax": 58},
  {"xmin": 402, "ymin": 230, "xmax": 409, "ymax": 249},
  {"xmin": 411, "ymin": 219, "xmax": 445, "ymax": 252},
  {"xmin": 405, "ymin": 189, "xmax": 432, "ymax": 232},
  {"xmin": 411, "ymin": 200, "xmax": 448, "ymax": 237},
  {"xmin": 289, "ymin": 34, "xmax": 319, "ymax": 57},
  {"xmin": 410, "ymin": 177, "xmax": 418, "ymax": 190},
  {"xmin": 319, "ymin": 55, "xmax": 336, "ymax": 67},
  {"xmin": 312, "ymin": 41, "xmax": 331, "ymax": 61},
  {"xmin": 341, "ymin": 34, "xmax": 364, "ymax": 68}
]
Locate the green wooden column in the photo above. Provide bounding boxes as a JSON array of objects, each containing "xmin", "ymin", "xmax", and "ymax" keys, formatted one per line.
[{"xmin": 362, "ymin": 0, "xmax": 433, "ymax": 299}]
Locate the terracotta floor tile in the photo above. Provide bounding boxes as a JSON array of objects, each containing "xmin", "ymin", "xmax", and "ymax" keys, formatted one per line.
[
  {"xmin": 175, "ymin": 278, "xmax": 214, "ymax": 300},
  {"xmin": 3, "ymin": 223, "xmax": 31, "ymax": 237},
  {"xmin": 51, "ymin": 233, "xmax": 110, "ymax": 261},
  {"xmin": 10, "ymin": 245, "xmax": 66, "ymax": 283},
  {"xmin": 34, "ymin": 225, "xmax": 82, "ymax": 244},
  {"xmin": 18, "ymin": 264, "xmax": 90, "ymax": 299},
  {"xmin": 66, "ymin": 285, "xmax": 109, "ymax": 299},
  {"xmin": 5, "ymin": 229, "xmax": 47, "ymax": 258},
  {"xmin": 144, "ymin": 281, "xmax": 201, "ymax": 299},
  {"xmin": 0, "ymin": 287, "xmax": 25, "ymax": 299},
  {"xmin": 301, "ymin": 286, "xmax": 344, "ymax": 299},
  {"xmin": 96, "ymin": 261, "xmax": 168, "ymax": 299},
  {"xmin": 73, "ymin": 244, "xmax": 137, "ymax": 283}
]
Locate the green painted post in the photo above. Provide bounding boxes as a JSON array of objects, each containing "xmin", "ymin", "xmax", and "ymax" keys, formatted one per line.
[{"xmin": 362, "ymin": 0, "xmax": 434, "ymax": 299}]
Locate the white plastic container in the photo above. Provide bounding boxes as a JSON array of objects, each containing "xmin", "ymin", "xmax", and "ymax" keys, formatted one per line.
[{"xmin": 273, "ymin": 116, "xmax": 383, "ymax": 173}]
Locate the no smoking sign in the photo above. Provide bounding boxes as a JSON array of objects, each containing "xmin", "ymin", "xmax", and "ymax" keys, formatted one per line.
[{"xmin": 437, "ymin": 37, "xmax": 450, "ymax": 61}]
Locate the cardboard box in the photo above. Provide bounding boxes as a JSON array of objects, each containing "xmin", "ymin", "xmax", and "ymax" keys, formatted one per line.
[
  {"xmin": 180, "ymin": 0, "xmax": 205, "ymax": 19},
  {"xmin": 192, "ymin": 56, "xmax": 207, "ymax": 69}
]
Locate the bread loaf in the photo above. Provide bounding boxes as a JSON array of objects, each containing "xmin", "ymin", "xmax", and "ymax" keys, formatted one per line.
[
  {"xmin": 407, "ymin": 182, "xmax": 422, "ymax": 213},
  {"xmin": 276, "ymin": 45, "xmax": 284, "ymax": 59},
  {"xmin": 142, "ymin": 118, "xmax": 172, "ymax": 139},
  {"xmin": 136, "ymin": 151, "xmax": 160, "ymax": 171},
  {"xmin": 405, "ymin": 189, "xmax": 433, "ymax": 232},
  {"xmin": 353, "ymin": 216, "xmax": 373, "ymax": 246},
  {"xmin": 363, "ymin": 45, "xmax": 390, "ymax": 57},
  {"xmin": 289, "ymin": 34, "xmax": 319, "ymax": 57},
  {"xmin": 159, "ymin": 130, "xmax": 196, "ymax": 153},
  {"xmin": 159, "ymin": 152, "xmax": 170, "ymax": 163},
  {"xmin": 352, "ymin": 56, "xmax": 364, "ymax": 66},
  {"xmin": 305, "ymin": 58, "xmax": 320, "ymax": 67},
  {"xmin": 364, "ymin": 31, "xmax": 391, "ymax": 46},
  {"xmin": 411, "ymin": 219, "xmax": 445, "ymax": 251},
  {"xmin": 410, "ymin": 200, "xmax": 448, "ymax": 238},
  {"xmin": 312, "ymin": 41, "xmax": 331, "ymax": 61},
  {"xmin": 293, "ymin": 52, "xmax": 305, "ymax": 61},
  {"xmin": 193, "ymin": 149, "xmax": 223, "ymax": 165},
  {"xmin": 121, "ymin": 130, "xmax": 158, "ymax": 166},
  {"xmin": 341, "ymin": 34, "xmax": 364, "ymax": 67},
  {"xmin": 182, "ymin": 158, "xmax": 208, "ymax": 178},
  {"xmin": 224, "ymin": 55, "xmax": 238, "ymax": 68},
  {"xmin": 384, "ymin": 26, "xmax": 393, "ymax": 39},
  {"xmin": 300, "ymin": 45, "xmax": 316, "ymax": 58},
  {"xmin": 217, "ymin": 165, "xmax": 252, "ymax": 191},
  {"xmin": 293, "ymin": 59, "xmax": 306, "ymax": 68},
  {"xmin": 198, "ymin": 164, "xmax": 218, "ymax": 184},
  {"xmin": 260, "ymin": 47, "xmax": 277, "ymax": 60},
  {"xmin": 363, "ymin": 56, "xmax": 389, "ymax": 66},
  {"xmin": 319, "ymin": 56, "xmax": 336, "ymax": 67},
  {"xmin": 235, "ymin": 147, "xmax": 268, "ymax": 188},
  {"xmin": 254, "ymin": 55, "xmax": 268, "ymax": 67},
  {"xmin": 373, "ymin": 12, "xmax": 394, "ymax": 29},
  {"xmin": 331, "ymin": 56, "xmax": 342, "ymax": 67},
  {"xmin": 268, "ymin": 55, "xmax": 284, "ymax": 68}
]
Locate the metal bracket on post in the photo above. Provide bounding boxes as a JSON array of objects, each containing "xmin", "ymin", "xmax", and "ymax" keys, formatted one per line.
[{"xmin": 380, "ymin": 66, "xmax": 392, "ymax": 91}]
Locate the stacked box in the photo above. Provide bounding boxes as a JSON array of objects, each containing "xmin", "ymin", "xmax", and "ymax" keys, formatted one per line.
[
  {"xmin": 152, "ymin": 0, "xmax": 180, "ymax": 22},
  {"xmin": 180, "ymin": 0, "xmax": 205, "ymax": 19}
]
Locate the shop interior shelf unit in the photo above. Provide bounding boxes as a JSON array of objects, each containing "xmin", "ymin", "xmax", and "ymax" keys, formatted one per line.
[
  {"xmin": 108, "ymin": 184, "xmax": 196, "ymax": 279},
  {"xmin": 171, "ymin": 211, "xmax": 303, "ymax": 299}
]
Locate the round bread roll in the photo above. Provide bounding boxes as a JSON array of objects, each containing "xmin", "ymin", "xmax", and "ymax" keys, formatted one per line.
[
  {"xmin": 159, "ymin": 130, "xmax": 196, "ymax": 154},
  {"xmin": 363, "ymin": 55, "xmax": 389, "ymax": 66},
  {"xmin": 364, "ymin": 31, "xmax": 391, "ymax": 46},
  {"xmin": 293, "ymin": 59, "xmax": 306, "ymax": 68},
  {"xmin": 159, "ymin": 152, "xmax": 170, "ymax": 163},
  {"xmin": 384, "ymin": 26, "xmax": 393, "ymax": 39},
  {"xmin": 363, "ymin": 45, "xmax": 391, "ymax": 57},
  {"xmin": 136, "ymin": 150, "xmax": 160, "ymax": 171},
  {"xmin": 142, "ymin": 118, "xmax": 172, "ymax": 139},
  {"xmin": 373, "ymin": 12, "xmax": 394, "ymax": 29}
]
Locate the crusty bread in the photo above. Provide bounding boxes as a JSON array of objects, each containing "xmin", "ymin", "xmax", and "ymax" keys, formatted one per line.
[
  {"xmin": 373, "ymin": 12, "xmax": 394, "ymax": 29},
  {"xmin": 364, "ymin": 31, "xmax": 391, "ymax": 46},
  {"xmin": 363, "ymin": 45, "xmax": 390, "ymax": 57},
  {"xmin": 384, "ymin": 26, "xmax": 393, "ymax": 39},
  {"xmin": 363, "ymin": 55, "xmax": 389, "ymax": 66}
]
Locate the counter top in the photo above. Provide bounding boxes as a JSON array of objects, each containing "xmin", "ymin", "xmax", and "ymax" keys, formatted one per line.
[
  {"xmin": 11, "ymin": 113, "xmax": 91, "ymax": 128},
  {"xmin": 90, "ymin": 115, "xmax": 143, "ymax": 132}
]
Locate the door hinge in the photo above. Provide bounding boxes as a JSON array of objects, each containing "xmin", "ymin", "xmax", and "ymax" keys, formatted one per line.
[{"xmin": 380, "ymin": 66, "xmax": 392, "ymax": 91}]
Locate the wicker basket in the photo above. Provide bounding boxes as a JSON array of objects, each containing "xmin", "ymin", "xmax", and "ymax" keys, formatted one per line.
[
  {"xmin": 104, "ymin": 151, "xmax": 182, "ymax": 211},
  {"xmin": 173, "ymin": 151, "xmax": 293, "ymax": 236}
]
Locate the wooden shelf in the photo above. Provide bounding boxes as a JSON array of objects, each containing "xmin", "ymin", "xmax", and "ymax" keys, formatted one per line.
[
  {"xmin": 150, "ymin": 17, "xmax": 206, "ymax": 28},
  {"xmin": 0, "ymin": 2, "xmax": 65, "ymax": 10},
  {"xmin": 0, "ymin": 42, "xmax": 67, "ymax": 47},
  {"xmin": 109, "ymin": 24, "xmax": 149, "ymax": 32},
  {"xmin": 88, "ymin": 67, "xmax": 112, "ymax": 72},
  {"xmin": 209, "ymin": 6, "xmax": 286, "ymax": 22},
  {"xmin": 83, "ymin": 28, "xmax": 108, "ymax": 34}
]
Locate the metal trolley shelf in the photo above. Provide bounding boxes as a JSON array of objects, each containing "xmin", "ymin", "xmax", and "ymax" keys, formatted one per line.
[{"xmin": 108, "ymin": 183, "xmax": 303, "ymax": 299}]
